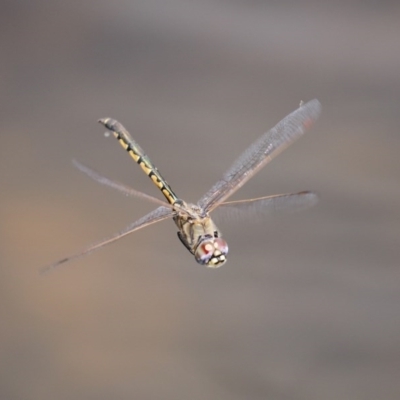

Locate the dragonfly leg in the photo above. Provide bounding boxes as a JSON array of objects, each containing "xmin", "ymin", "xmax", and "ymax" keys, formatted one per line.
[{"xmin": 177, "ymin": 231, "xmax": 194, "ymax": 254}]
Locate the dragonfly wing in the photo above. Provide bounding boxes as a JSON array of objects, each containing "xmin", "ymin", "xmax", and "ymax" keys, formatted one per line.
[
  {"xmin": 198, "ymin": 99, "xmax": 321, "ymax": 212},
  {"xmin": 213, "ymin": 191, "xmax": 318, "ymax": 224},
  {"xmin": 73, "ymin": 160, "xmax": 170, "ymax": 208},
  {"xmin": 41, "ymin": 206, "xmax": 174, "ymax": 275}
]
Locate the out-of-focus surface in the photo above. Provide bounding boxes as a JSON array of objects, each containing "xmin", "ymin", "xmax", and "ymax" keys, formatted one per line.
[{"xmin": 1, "ymin": 1, "xmax": 400, "ymax": 399}]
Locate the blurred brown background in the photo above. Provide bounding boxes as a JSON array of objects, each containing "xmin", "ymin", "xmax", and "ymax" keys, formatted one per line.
[{"xmin": 1, "ymin": 1, "xmax": 400, "ymax": 399}]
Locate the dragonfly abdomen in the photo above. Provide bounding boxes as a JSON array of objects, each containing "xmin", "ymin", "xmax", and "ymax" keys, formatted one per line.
[{"xmin": 99, "ymin": 118, "xmax": 179, "ymax": 205}]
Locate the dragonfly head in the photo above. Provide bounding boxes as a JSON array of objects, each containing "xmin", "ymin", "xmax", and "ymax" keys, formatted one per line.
[{"xmin": 194, "ymin": 237, "xmax": 228, "ymax": 268}]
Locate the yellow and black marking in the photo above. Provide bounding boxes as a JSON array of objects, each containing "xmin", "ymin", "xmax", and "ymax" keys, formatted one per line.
[{"xmin": 99, "ymin": 118, "xmax": 179, "ymax": 205}]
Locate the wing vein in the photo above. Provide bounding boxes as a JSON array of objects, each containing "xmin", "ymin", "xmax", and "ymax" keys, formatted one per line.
[
  {"xmin": 41, "ymin": 206, "xmax": 174, "ymax": 275},
  {"xmin": 198, "ymin": 99, "xmax": 321, "ymax": 212}
]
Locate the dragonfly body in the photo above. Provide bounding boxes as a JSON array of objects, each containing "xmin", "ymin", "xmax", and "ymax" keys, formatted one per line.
[
  {"xmin": 42, "ymin": 99, "xmax": 321, "ymax": 274},
  {"xmin": 101, "ymin": 117, "xmax": 228, "ymax": 267}
]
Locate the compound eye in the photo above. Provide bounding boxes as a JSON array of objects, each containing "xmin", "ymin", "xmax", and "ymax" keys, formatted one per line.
[
  {"xmin": 213, "ymin": 238, "xmax": 228, "ymax": 255},
  {"xmin": 195, "ymin": 241, "xmax": 215, "ymax": 265}
]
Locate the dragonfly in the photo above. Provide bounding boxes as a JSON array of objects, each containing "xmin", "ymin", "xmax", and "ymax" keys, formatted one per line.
[{"xmin": 42, "ymin": 99, "xmax": 321, "ymax": 274}]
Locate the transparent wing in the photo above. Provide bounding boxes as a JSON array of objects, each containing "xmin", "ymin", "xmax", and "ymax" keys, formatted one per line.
[
  {"xmin": 41, "ymin": 206, "xmax": 174, "ymax": 275},
  {"xmin": 198, "ymin": 99, "xmax": 321, "ymax": 212},
  {"xmin": 73, "ymin": 160, "xmax": 171, "ymax": 208},
  {"xmin": 213, "ymin": 191, "xmax": 318, "ymax": 224}
]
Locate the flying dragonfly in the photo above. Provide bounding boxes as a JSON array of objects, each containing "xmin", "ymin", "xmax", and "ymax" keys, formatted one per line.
[{"xmin": 42, "ymin": 99, "xmax": 321, "ymax": 274}]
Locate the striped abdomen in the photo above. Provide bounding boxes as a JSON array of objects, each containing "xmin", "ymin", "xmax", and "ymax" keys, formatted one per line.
[{"xmin": 99, "ymin": 118, "xmax": 179, "ymax": 205}]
